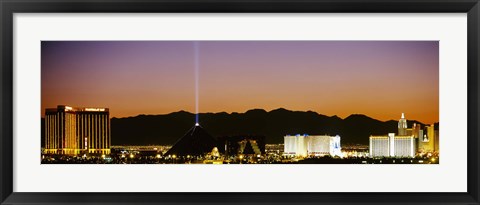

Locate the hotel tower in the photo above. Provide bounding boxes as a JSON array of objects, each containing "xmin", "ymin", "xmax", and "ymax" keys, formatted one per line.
[
  {"xmin": 398, "ymin": 113, "xmax": 408, "ymax": 136},
  {"xmin": 369, "ymin": 113, "xmax": 416, "ymax": 158},
  {"xmin": 44, "ymin": 105, "xmax": 110, "ymax": 155}
]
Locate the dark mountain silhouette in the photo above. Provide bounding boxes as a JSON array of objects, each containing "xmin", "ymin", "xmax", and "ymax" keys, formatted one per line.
[{"xmin": 40, "ymin": 108, "xmax": 434, "ymax": 147}]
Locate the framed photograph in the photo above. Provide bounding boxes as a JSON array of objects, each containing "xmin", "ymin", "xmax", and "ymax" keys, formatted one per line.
[{"xmin": 1, "ymin": 0, "xmax": 479, "ymax": 204}]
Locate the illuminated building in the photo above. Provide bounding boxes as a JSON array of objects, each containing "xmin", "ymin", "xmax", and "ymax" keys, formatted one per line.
[
  {"xmin": 283, "ymin": 134, "xmax": 341, "ymax": 157},
  {"xmin": 412, "ymin": 123, "xmax": 421, "ymax": 138},
  {"xmin": 369, "ymin": 133, "xmax": 415, "ymax": 158},
  {"xmin": 341, "ymin": 144, "xmax": 369, "ymax": 158},
  {"xmin": 217, "ymin": 135, "xmax": 266, "ymax": 157},
  {"xmin": 371, "ymin": 113, "xmax": 439, "ymax": 156},
  {"xmin": 418, "ymin": 124, "xmax": 437, "ymax": 153},
  {"xmin": 398, "ymin": 113, "xmax": 408, "ymax": 135},
  {"xmin": 369, "ymin": 114, "xmax": 416, "ymax": 158},
  {"xmin": 284, "ymin": 134, "xmax": 307, "ymax": 157},
  {"xmin": 369, "ymin": 135, "xmax": 390, "ymax": 157},
  {"xmin": 406, "ymin": 128, "xmax": 413, "ymax": 136},
  {"xmin": 265, "ymin": 144, "xmax": 284, "ymax": 155},
  {"xmin": 44, "ymin": 105, "xmax": 110, "ymax": 155}
]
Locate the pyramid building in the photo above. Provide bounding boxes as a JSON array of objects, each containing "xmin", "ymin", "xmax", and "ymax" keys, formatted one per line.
[
  {"xmin": 242, "ymin": 141, "xmax": 255, "ymax": 155},
  {"xmin": 165, "ymin": 124, "xmax": 218, "ymax": 156}
]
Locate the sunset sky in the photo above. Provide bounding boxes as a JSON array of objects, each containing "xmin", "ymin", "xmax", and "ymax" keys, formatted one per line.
[{"xmin": 41, "ymin": 41, "xmax": 439, "ymax": 124}]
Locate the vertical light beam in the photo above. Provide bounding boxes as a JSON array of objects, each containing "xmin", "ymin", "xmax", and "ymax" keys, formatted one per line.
[{"xmin": 194, "ymin": 41, "xmax": 200, "ymax": 124}]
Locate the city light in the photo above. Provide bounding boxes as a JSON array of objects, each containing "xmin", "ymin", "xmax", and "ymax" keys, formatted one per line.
[
  {"xmin": 44, "ymin": 105, "xmax": 110, "ymax": 157},
  {"xmin": 84, "ymin": 108, "xmax": 105, "ymax": 111},
  {"xmin": 41, "ymin": 41, "xmax": 440, "ymax": 165},
  {"xmin": 42, "ymin": 107, "xmax": 439, "ymax": 164}
]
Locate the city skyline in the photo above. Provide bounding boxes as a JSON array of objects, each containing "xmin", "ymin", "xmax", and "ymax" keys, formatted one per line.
[
  {"xmin": 42, "ymin": 41, "xmax": 439, "ymax": 124},
  {"xmin": 42, "ymin": 104, "xmax": 439, "ymax": 164}
]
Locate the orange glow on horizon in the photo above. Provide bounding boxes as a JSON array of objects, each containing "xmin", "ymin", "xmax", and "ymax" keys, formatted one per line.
[{"xmin": 42, "ymin": 41, "xmax": 439, "ymax": 124}]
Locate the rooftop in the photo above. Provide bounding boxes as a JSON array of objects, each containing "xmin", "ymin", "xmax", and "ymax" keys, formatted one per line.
[{"xmin": 46, "ymin": 105, "xmax": 109, "ymax": 113}]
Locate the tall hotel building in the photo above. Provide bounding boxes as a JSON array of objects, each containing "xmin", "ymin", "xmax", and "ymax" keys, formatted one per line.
[
  {"xmin": 44, "ymin": 105, "xmax": 111, "ymax": 155},
  {"xmin": 369, "ymin": 113, "xmax": 416, "ymax": 158},
  {"xmin": 369, "ymin": 133, "xmax": 415, "ymax": 158},
  {"xmin": 284, "ymin": 134, "xmax": 342, "ymax": 157},
  {"xmin": 418, "ymin": 124, "xmax": 438, "ymax": 154}
]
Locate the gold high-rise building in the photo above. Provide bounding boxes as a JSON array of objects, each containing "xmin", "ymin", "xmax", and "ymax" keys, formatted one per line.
[
  {"xmin": 44, "ymin": 105, "xmax": 110, "ymax": 156},
  {"xmin": 418, "ymin": 124, "xmax": 436, "ymax": 153}
]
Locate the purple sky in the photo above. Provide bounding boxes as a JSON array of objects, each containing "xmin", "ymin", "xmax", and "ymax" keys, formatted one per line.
[{"xmin": 41, "ymin": 41, "xmax": 439, "ymax": 124}]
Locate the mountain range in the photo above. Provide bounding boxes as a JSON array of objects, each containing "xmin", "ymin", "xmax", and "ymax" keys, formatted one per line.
[
  {"xmin": 41, "ymin": 108, "xmax": 437, "ymax": 146},
  {"xmin": 109, "ymin": 108, "xmax": 434, "ymax": 145}
]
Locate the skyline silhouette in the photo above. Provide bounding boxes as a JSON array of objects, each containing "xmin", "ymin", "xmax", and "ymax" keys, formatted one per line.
[{"xmin": 41, "ymin": 107, "xmax": 437, "ymax": 146}]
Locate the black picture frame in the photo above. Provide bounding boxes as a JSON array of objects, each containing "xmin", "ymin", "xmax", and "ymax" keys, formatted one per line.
[{"xmin": 1, "ymin": 0, "xmax": 479, "ymax": 204}]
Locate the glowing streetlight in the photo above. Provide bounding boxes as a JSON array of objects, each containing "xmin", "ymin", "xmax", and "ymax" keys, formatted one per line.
[{"xmin": 172, "ymin": 154, "xmax": 177, "ymax": 164}]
